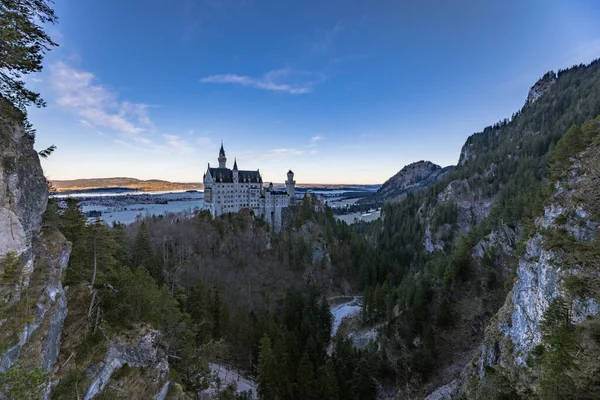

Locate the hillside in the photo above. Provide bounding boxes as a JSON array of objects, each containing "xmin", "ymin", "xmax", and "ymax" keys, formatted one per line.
[
  {"xmin": 50, "ymin": 177, "xmax": 202, "ymax": 192},
  {"xmin": 357, "ymin": 59, "xmax": 600, "ymax": 398},
  {"xmin": 362, "ymin": 161, "xmax": 453, "ymax": 204}
]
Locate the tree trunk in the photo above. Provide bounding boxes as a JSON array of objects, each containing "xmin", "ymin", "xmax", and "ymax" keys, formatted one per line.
[
  {"xmin": 91, "ymin": 237, "xmax": 97, "ymax": 287},
  {"xmin": 87, "ymin": 290, "xmax": 96, "ymax": 319},
  {"xmin": 93, "ymin": 301, "xmax": 101, "ymax": 333}
]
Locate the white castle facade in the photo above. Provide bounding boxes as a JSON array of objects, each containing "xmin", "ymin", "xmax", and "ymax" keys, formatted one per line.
[{"xmin": 203, "ymin": 143, "xmax": 296, "ymax": 228}]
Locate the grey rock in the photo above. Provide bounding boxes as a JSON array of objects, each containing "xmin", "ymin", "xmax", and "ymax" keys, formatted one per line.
[
  {"xmin": 524, "ymin": 71, "xmax": 556, "ymax": 107},
  {"xmin": 0, "ymin": 121, "xmax": 48, "ymax": 257},
  {"xmin": 83, "ymin": 329, "xmax": 169, "ymax": 400},
  {"xmin": 424, "ymin": 379, "xmax": 459, "ymax": 400}
]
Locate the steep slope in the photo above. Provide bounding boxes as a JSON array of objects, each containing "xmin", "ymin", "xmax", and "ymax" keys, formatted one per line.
[
  {"xmin": 362, "ymin": 59, "xmax": 600, "ymax": 399},
  {"xmin": 365, "ymin": 161, "xmax": 453, "ymax": 204},
  {"xmin": 0, "ymin": 114, "xmax": 71, "ymax": 395},
  {"xmin": 464, "ymin": 118, "xmax": 600, "ymax": 399},
  {"xmin": 0, "ymin": 110, "xmax": 184, "ymax": 399}
]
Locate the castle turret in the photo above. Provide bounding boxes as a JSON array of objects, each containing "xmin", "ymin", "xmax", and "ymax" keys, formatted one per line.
[
  {"xmin": 285, "ymin": 169, "xmax": 296, "ymax": 202},
  {"xmin": 218, "ymin": 141, "xmax": 227, "ymax": 168},
  {"xmin": 233, "ymin": 158, "xmax": 239, "ymax": 183}
]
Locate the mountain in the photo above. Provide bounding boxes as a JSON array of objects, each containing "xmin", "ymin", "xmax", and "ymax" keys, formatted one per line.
[
  {"xmin": 365, "ymin": 161, "xmax": 453, "ymax": 203},
  {"xmin": 50, "ymin": 177, "xmax": 202, "ymax": 192},
  {"xmin": 361, "ymin": 59, "xmax": 600, "ymax": 398},
  {"xmin": 3, "ymin": 37, "xmax": 600, "ymax": 400}
]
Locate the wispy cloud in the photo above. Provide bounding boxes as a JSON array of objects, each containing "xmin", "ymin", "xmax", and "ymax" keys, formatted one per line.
[
  {"xmin": 120, "ymin": 101, "xmax": 153, "ymax": 126},
  {"xmin": 50, "ymin": 62, "xmax": 147, "ymax": 135},
  {"xmin": 196, "ymin": 136, "xmax": 212, "ymax": 146},
  {"xmin": 310, "ymin": 135, "xmax": 324, "ymax": 142},
  {"xmin": 50, "ymin": 61, "xmax": 198, "ymax": 156},
  {"xmin": 312, "ymin": 23, "xmax": 342, "ymax": 53},
  {"xmin": 240, "ymin": 147, "xmax": 307, "ymax": 162},
  {"xmin": 163, "ymin": 134, "xmax": 193, "ymax": 154},
  {"xmin": 200, "ymin": 68, "xmax": 321, "ymax": 94}
]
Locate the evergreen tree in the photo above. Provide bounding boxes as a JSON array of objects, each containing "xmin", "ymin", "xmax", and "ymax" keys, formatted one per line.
[
  {"xmin": 0, "ymin": 0, "xmax": 58, "ymax": 115},
  {"xmin": 111, "ymin": 222, "xmax": 131, "ymax": 267},
  {"xmin": 317, "ymin": 361, "xmax": 339, "ymax": 400},
  {"xmin": 0, "ymin": 251, "xmax": 21, "ymax": 303},
  {"xmin": 295, "ymin": 351, "xmax": 316, "ymax": 399},
  {"xmin": 538, "ymin": 296, "xmax": 578, "ymax": 400},
  {"xmin": 132, "ymin": 222, "xmax": 161, "ymax": 281},
  {"xmin": 257, "ymin": 334, "xmax": 279, "ymax": 400},
  {"xmin": 351, "ymin": 358, "xmax": 377, "ymax": 400}
]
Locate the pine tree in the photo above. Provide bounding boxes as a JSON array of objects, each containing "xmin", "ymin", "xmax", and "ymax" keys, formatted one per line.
[
  {"xmin": 133, "ymin": 222, "xmax": 161, "ymax": 281},
  {"xmin": 0, "ymin": 251, "xmax": 21, "ymax": 303},
  {"xmin": 351, "ymin": 358, "xmax": 377, "ymax": 400},
  {"xmin": 295, "ymin": 351, "xmax": 316, "ymax": 399},
  {"xmin": 317, "ymin": 360, "xmax": 339, "ymax": 400},
  {"xmin": 538, "ymin": 296, "xmax": 578, "ymax": 400},
  {"xmin": 111, "ymin": 222, "xmax": 131, "ymax": 267},
  {"xmin": 0, "ymin": 0, "xmax": 58, "ymax": 116},
  {"xmin": 257, "ymin": 334, "xmax": 278, "ymax": 400}
]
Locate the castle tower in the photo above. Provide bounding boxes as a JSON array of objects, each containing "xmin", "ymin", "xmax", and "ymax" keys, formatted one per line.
[
  {"xmin": 285, "ymin": 170, "xmax": 296, "ymax": 201},
  {"xmin": 218, "ymin": 141, "xmax": 227, "ymax": 168},
  {"xmin": 233, "ymin": 158, "xmax": 239, "ymax": 182}
]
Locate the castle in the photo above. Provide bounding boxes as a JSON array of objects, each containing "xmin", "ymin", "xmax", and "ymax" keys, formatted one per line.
[{"xmin": 203, "ymin": 143, "xmax": 296, "ymax": 229}]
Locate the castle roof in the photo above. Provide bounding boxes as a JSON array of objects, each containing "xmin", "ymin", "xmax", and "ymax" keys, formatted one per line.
[{"xmin": 207, "ymin": 167, "xmax": 261, "ymax": 183}]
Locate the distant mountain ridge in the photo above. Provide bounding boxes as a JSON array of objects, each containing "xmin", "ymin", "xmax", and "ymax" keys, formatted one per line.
[
  {"xmin": 51, "ymin": 178, "xmax": 381, "ymax": 194},
  {"xmin": 363, "ymin": 161, "xmax": 454, "ymax": 203},
  {"xmin": 50, "ymin": 177, "xmax": 202, "ymax": 193}
]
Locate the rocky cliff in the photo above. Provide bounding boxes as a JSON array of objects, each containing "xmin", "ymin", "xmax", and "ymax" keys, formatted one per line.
[
  {"xmin": 366, "ymin": 161, "xmax": 453, "ymax": 204},
  {"xmin": 464, "ymin": 122, "xmax": 600, "ymax": 398},
  {"xmin": 0, "ymin": 116, "xmax": 72, "ymax": 396},
  {"xmin": 524, "ymin": 71, "xmax": 557, "ymax": 108},
  {"xmin": 0, "ymin": 115, "xmax": 180, "ymax": 399},
  {"xmin": 0, "ymin": 120, "xmax": 47, "ymax": 262},
  {"xmin": 375, "ymin": 60, "xmax": 600, "ymax": 399}
]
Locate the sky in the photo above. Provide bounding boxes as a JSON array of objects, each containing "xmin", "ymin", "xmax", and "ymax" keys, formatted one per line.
[{"xmin": 26, "ymin": 0, "xmax": 600, "ymax": 184}]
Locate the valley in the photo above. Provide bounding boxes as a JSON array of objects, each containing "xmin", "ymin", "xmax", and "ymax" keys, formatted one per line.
[{"xmin": 2, "ymin": 2, "xmax": 600, "ymax": 399}]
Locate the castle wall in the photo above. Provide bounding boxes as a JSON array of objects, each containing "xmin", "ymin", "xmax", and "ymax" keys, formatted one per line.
[{"xmin": 202, "ymin": 147, "xmax": 295, "ymax": 230}]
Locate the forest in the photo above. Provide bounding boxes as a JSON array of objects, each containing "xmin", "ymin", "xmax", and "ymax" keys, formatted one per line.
[{"xmin": 36, "ymin": 194, "xmax": 380, "ymax": 399}]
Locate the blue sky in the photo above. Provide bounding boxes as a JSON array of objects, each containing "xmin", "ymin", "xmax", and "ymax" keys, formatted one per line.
[{"xmin": 28, "ymin": 0, "xmax": 600, "ymax": 184}]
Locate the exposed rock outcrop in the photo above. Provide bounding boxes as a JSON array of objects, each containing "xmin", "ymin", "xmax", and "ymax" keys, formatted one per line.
[
  {"xmin": 366, "ymin": 161, "xmax": 453, "ymax": 204},
  {"xmin": 0, "ymin": 231, "xmax": 71, "ymax": 373},
  {"xmin": 83, "ymin": 328, "xmax": 170, "ymax": 400},
  {"xmin": 0, "ymin": 117, "xmax": 71, "ymax": 379},
  {"xmin": 437, "ymin": 179, "xmax": 494, "ymax": 234},
  {"xmin": 423, "ymin": 177, "xmax": 496, "ymax": 253},
  {"xmin": 524, "ymin": 71, "xmax": 556, "ymax": 107},
  {"xmin": 464, "ymin": 133, "xmax": 600, "ymax": 396},
  {"xmin": 0, "ymin": 120, "xmax": 48, "ymax": 258}
]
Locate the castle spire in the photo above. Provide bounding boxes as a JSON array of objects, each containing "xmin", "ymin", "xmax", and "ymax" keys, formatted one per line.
[
  {"xmin": 233, "ymin": 158, "xmax": 238, "ymax": 170},
  {"xmin": 218, "ymin": 141, "xmax": 227, "ymax": 168}
]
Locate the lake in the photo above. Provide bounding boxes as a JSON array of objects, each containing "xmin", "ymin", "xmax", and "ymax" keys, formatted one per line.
[{"xmin": 52, "ymin": 190, "xmax": 207, "ymax": 225}]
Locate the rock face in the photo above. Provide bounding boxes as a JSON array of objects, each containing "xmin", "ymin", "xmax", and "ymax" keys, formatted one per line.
[
  {"xmin": 0, "ymin": 120, "xmax": 47, "ymax": 257},
  {"xmin": 524, "ymin": 71, "xmax": 556, "ymax": 107},
  {"xmin": 465, "ymin": 137, "xmax": 600, "ymax": 396},
  {"xmin": 0, "ymin": 118, "xmax": 71, "ymax": 376},
  {"xmin": 368, "ymin": 161, "xmax": 453, "ymax": 203},
  {"xmin": 0, "ymin": 231, "xmax": 71, "ymax": 373},
  {"xmin": 437, "ymin": 179, "xmax": 494, "ymax": 233},
  {"xmin": 83, "ymin": 329, "xmax": 170, "ymax": 400},
  {"xmin": 471, "ymin": 224, "xmax": 520, "ymax": 277},
  {"xmin": 423, "ymin": 176, "xmax": 496, "ymax": 253}
]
